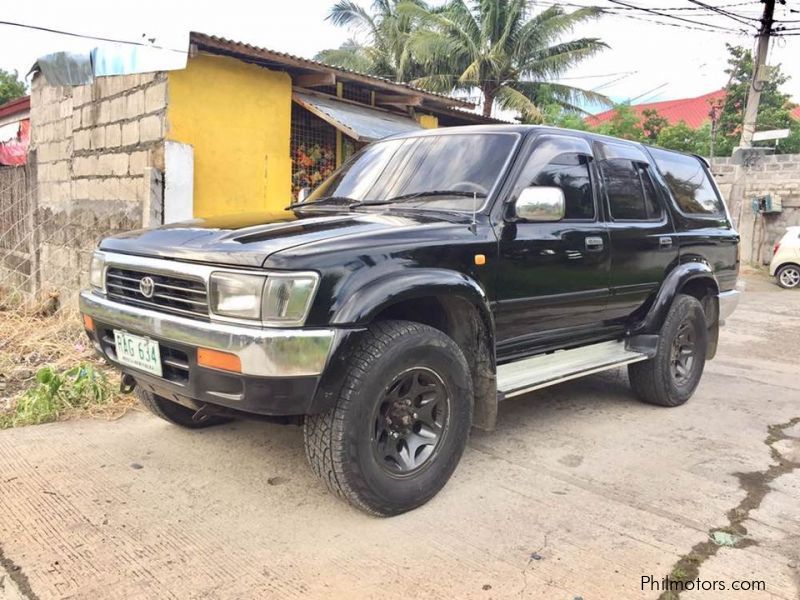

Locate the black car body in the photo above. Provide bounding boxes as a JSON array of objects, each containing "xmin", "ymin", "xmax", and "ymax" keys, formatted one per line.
[{"xmin": 80, "ymin": 125, "xmax": 741, "ymax": 515}]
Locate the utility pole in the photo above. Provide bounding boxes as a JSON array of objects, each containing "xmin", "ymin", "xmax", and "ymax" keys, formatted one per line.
[{"xmin": 739, "ymin": 0, "xmax": 777, "ymax": 148}]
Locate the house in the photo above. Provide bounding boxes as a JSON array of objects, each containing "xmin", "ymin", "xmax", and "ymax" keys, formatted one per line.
[
  {"xmin": 26, "ymin": 31, "xmax": 496, "ymax": 298},
  {"xmin": 587, "ymin": 89, "xmax": 800, "ymax": 129},
  {"xmin": 0, "ymin": 95, "xmax": 30, "ymax": 166}
]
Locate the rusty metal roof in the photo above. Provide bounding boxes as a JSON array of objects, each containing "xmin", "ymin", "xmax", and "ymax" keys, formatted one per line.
[
  {"xmin": 189, "ymin": 32, "xmax": 474, "ymax": 110},
  {"xmin": 0, "ymin": 96, "xmax": 30, "ymax": 120}
]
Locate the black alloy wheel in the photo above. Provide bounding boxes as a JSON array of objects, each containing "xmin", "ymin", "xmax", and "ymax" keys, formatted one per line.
[
  {"xmin": 670, "ymin": 321, "xmax": 697, "ymax": 385},
  {"xmin": 304, "ymin": 320, "xmax": 473, "ymax": 516},
  {"xmin": 372, "ymin": 367, "xmax": 450, "ymax": 475}
]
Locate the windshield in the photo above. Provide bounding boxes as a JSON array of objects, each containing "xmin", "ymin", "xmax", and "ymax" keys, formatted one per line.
[{"xmin": 303, "ymin": 133, "xmax": 519, "ymax": 211}]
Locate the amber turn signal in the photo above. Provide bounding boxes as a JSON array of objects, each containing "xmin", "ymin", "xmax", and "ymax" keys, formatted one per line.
[
  {"xmin": 197, "ymin": 348, "xmax": 242, "ymax": 373},
  {"xmin": 474, "ymin": 254, "xmax": 486, "ymax": 266},
  {"xmin": 82, "ymin": 314, "xmax": 95, "ymax": 332}
]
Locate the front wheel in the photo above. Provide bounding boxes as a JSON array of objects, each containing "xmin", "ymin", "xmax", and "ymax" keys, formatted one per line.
[
  {"xmin": 776, "ymin": 264, "xmax": 800, "ymax": 289},
  {"xmin": 135, "ymin": 388, "xmax": 231, "ymax": 428},
  {"xmin": 304, "ymin": 320, "xmax": 473, "ymax": 516},
  {"xmin": 628, "ymin": 294, "xmax": 708, "ymax": 407}
]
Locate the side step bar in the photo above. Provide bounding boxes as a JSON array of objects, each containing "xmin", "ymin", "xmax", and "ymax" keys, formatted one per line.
[{"xmin": 497, "ymin": 340, "xmax": 649, "ymax": 399}]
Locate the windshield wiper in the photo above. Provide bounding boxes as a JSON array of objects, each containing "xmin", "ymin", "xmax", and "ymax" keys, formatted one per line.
[
  {"xmin": 348, "ymin": 190, "xmax": 486, "ymax": 209},
  {"xmin": 285, "ymin": 196, "xmax": 357, "ymax": 210}
]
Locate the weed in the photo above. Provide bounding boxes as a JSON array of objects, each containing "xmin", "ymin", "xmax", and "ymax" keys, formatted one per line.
[{"xmin": 0, "ymin": 363, "xmax": 114, "ymax": 428}]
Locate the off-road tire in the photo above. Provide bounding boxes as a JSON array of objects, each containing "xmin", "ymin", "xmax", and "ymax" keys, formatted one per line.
[
  {"xmin": 628, "ymin": 294, "xmax": 708, "ymax": 407},
  {"xmin": 776, "ymin": 264, "xmax": 800, "ymax": 289},
  {"xmin": 135, "ymin": 388, "xmax": 230, "ymax": 428},
  {"xmin": 304, "ymin": 320, "xmax": 473, "ymax": 517}
]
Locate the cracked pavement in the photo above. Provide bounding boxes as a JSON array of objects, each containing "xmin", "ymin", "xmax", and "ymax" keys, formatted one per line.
[{"xmin": 0, "ymin": 271, "xmax": 798, "ymax": 599}]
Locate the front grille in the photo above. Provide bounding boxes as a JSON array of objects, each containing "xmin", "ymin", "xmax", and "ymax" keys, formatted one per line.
[{"xmin": 105, "ymin": 267, "xmax": 209, "ymax": 320}]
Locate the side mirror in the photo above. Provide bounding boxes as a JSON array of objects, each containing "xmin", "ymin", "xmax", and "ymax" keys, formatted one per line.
[
  {"xmin": 297, "ymin": 187, "xmax": 311, "ymax": 203},
  {"xmin": 513, "ymin": 187, "xmax": 565, "ymax": 222}
]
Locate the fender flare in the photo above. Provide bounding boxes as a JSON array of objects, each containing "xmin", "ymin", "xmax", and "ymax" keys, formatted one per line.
[
  {"xmin": 331, "ymin": 268, "xmax": 495, "ymax": 341},
  {"xmin": 310, "ymin": 269, "xmax": 498, "ymax": 428},
  {"xmin": 632, "ymin": 261, "xmax": 719, "ymax": 335}
]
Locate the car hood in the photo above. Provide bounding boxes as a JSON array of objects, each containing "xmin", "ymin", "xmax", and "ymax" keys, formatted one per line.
[{"xmin": 99, "ymin": 210, "xmax": 465, "ymax": 267}]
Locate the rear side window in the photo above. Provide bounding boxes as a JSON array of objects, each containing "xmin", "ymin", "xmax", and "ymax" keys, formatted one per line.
[
  {"xmin": 600, "ymin": 159, "xmax": 662, "ymax": 221},
  {"xmin": 649, "ymin": 148, "xmax": 724, "ymax": 215}
]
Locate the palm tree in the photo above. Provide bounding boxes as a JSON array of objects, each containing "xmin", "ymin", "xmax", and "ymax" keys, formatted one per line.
[
  {"xmin": 407, "ymin": 0, "xmax": 611, "ymax": 118},
  {"xmin": 315, "ymin": 0, "xmax": 430, "ymax": 82}
]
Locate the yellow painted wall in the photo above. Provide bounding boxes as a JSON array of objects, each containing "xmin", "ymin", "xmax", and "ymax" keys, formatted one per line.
[
  {"xmin": 417, "ymin": 114, "xmax": 439, "ymax": 129},
  {"xmin": 167, "ymin": 54, "xmax": 292, "ymax": 217}
]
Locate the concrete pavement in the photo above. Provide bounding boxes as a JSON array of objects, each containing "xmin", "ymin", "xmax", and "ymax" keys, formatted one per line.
[{"xmin": 1, "ymin": 273, "xmax": 798, "ymax": 599}]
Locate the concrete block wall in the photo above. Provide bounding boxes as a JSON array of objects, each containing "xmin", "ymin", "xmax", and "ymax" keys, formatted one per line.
[
  {"xmin": 711, "ymin": 154, "xmax": 800, "ymax": 266},
  {"xmin": 30, "ymin": 72, "xmax": 167, "ymax": 302}
]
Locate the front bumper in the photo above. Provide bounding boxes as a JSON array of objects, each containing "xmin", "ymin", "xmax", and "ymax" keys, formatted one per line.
[{"xmin": 80, "ymin": 291, "xmax": 337, "ymax": 415}]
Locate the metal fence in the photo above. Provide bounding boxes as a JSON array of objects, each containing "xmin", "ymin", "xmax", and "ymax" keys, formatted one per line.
[
  {"xmin": 0, "ymin": 162, "xmax": 118, "ymax": 316},
  {"xmin": 0, "ymin": 164, "xmax": 37, "ymax": 299}
]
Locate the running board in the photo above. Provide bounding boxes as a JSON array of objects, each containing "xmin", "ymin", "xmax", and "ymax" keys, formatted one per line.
[{"xmin": 497, "ymin": 340, "xmax": 649, "ymax": 399}]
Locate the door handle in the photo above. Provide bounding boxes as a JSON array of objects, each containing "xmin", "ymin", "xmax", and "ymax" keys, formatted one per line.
[
  {"xmin": 659, "ymin": 236, "xmax": 673, "ymax": 248},
  {"xmin": 585, "ymin": 236, "xmax": 604, "ymax": 252}
]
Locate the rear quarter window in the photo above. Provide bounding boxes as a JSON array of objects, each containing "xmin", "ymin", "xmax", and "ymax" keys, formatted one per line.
[{"xmin": 649, "ymin": 148, "xmax": 724, "ymax": 216}]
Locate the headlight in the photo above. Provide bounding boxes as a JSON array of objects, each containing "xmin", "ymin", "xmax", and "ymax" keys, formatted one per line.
[
  {"xmin": 209, "ymin": 272, "xmax": 266, "ymax": 320},
  {"xmin": 209, "ymin": 271, "xmax": 319, "ymax": 326},
  {"xmin": 90, "ymin": 252, "xmax": 105, "ymax": 291},
  {"xmin": 261, "ymin": 273, "xmax": 319, "ymax": 325}
]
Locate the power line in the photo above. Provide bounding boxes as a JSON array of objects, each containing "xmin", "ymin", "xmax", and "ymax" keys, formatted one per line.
[
  {"xmin": 535, "ymin": 0, "xmax": 753, "ymax": 34},
  {"xmin": 686, "ymin": 0, "xmax": 761, "ymax": 27},
  {"xmin": 601, "ymin": 0, "xmax": 752, "ymax": 33},
  {"xmin": 557, "ymin": 70, "xmax": 639, "ymax": 81},
  {"xmin": 0, "ymin": 20, "xmax": 186, "ymax": 53},
  {"xmin": 600, "ymin": 9, "xmax": 748, "ymax": 33}
]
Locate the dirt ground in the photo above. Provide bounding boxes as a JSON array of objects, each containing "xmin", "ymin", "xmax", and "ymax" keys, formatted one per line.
[{"xmin": 1, "ymin": 271, "xmax": 798, "ymax": 600}]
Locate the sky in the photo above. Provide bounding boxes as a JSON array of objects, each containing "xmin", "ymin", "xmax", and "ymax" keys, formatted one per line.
[{"xmin": 1, "ymin": 0, "xmax": 799, "ymax": 116}]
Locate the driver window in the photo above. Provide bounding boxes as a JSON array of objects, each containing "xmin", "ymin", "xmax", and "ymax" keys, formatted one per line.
[{"xmin": 515, "ymin": 137, "xmax": 596, "ymax": 221}]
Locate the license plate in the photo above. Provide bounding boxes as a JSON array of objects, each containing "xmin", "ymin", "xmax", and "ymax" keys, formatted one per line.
[{"xmin": 113, "ymin": 330, "xmax": 162, "ymax": 377}]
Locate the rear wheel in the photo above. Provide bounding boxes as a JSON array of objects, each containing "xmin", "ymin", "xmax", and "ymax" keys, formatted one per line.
[
  {"xmin": 776, "ymin": 264, "xmax": 800, "ymax": 289},
  {"xmin": 304, "ymin": 320, "xmax": 473, "ymax": 516},
  {"xmin": 135, "ymin": 388, "xmax": 230, "ymax": 428},
  {"xmin": 628, "ymin": 294, "xmax": 708, "ymax": 407}
]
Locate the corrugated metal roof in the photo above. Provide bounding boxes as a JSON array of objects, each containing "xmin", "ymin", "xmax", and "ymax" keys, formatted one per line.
[
  {"xmin": 0, "ymin": 96, "xmax": 30, "ymax": 120},
  {"xmin": 293, "ymin": 92, "xmax": 422, "ymax": 142},
  {"xmin": 190, "ymin": 32, "xmax": 474, "ymax": 110}
]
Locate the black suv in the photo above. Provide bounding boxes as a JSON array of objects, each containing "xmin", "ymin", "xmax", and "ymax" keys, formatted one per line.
[{"xmin": 80, "ymin": 125, "xmax": 741, "ymax": 516}]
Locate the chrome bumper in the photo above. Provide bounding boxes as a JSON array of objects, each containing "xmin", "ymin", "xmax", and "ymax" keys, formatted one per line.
[
  {"xmin": 718, "ymin": 280, "xmax": 745, "ymax": 324},
  {"xmin": 79, "ymin": 291, "xmax": 335, "ymax": 377}
]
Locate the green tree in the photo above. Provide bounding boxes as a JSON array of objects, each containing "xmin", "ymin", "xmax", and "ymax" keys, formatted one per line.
[
  {"xmin": 407, "ymin": 0, "xmax": 610, "ymax": 117},
  {"xmin": 537, "ymin": 102, "xmax": 589, "ymax": 130},
  {"xmin": 0, "ymin": 69, "xmax": 26, "ymax": 105},
  {"xmin": 715, "ymin": 44, "xmax": 798, "ymax": 156},
  {"xmin": 655, "ymin": 121, "xmax": 700, "ymax": 153},
  {"xmin": 594, "ymin": 103, "xmax": 642, "ymax": 141},
  {"xmin": 315, "ymin": 0, "xmax": 431, "ymax": 82},
  {"xmin": 641, "ymin": 108, "xmax": 668, "ymax": 142}
]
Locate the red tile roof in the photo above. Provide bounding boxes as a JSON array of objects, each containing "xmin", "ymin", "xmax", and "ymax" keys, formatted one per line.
[
  {"xmin": 587, "ymin": 89, "xmax": 800, "ymax": 129},
  {"xmin": 587, "ymin": 90, "xmax": 728, "ymax": 129}
]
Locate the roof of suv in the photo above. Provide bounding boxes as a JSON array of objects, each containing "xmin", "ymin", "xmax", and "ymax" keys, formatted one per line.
[{"xmin": 384, "ymin": 124, "xmax": 704, "ymax": 162}]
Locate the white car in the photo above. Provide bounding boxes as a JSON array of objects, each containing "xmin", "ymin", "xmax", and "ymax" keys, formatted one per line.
[{"xmin": 770, "ymin": 226, "xmax": 800, "ymax": 288}]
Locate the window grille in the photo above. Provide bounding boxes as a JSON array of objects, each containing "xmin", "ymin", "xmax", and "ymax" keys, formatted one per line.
[{"xmin": 290, "ymin": 103, "xmax": 337, "ymax": 198}]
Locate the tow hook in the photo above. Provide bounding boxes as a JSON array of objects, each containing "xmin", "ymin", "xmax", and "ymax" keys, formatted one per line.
[
  {"xmin": 192, "ymin": 404, "xmax": 215, "ymax": 423},
  {"xmin": 120, "ymin": 374, "xmax": 137, "ymax": 394}
]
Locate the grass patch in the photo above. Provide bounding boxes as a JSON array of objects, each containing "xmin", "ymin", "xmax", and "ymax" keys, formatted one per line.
[
  {"xmin": 0, "ymin": 308, "xmax": 136, "ymax": 428},
  {"xmin": 0, "ymin": 364, "xmax": 113, "ymax": 428}
]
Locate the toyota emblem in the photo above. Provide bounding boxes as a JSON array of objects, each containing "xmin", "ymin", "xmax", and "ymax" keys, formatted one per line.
[{"xmin": 139, "ymin": 276, "xmax": 155, "ymax": 298}]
